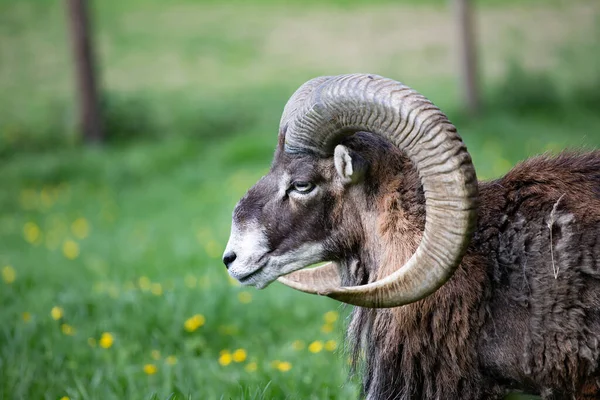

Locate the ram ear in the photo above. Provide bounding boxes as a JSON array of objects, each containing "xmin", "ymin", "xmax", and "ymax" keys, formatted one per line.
[{"xmin": 334, "ymin": 145, "xmax": 366, "ymax": 185}]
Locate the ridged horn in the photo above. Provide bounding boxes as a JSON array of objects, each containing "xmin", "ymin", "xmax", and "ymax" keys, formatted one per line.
[
  {"xmin": 279, "ymin": 76, "xmax": 332, "ymax": 137},
  {"xmin": 276, "ymin": 73, "xmax": 478, "ymax": 308}
]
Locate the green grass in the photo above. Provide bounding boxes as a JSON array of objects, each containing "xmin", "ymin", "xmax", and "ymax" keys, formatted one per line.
[
  {"xmin": 2, "ymin": 102, "xmax": 600, "ymax": 399},
  {"xmin": 0, "ymin": 132, "xmax": 358, "ymax": 399},
  {"xmin": 1, "ymin": 0, "xmax": 600, "ymax": 399}
]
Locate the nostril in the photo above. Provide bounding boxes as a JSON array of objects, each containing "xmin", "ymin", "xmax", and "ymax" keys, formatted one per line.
[{"xmin": 223, "ymin": 252, "xmax": 237, "ymax": 269}]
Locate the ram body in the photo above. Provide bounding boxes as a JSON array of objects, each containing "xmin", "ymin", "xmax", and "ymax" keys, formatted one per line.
[{"xmin": 223, "ymin": 74, "xmax": 600, "ymax": 399}]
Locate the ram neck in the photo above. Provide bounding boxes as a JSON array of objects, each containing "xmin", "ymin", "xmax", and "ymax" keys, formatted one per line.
[
  {"xmin": 365, "ymin": 160, "xmax": 425, "ymax": 282},
  {"xmin": 347, "ymin": 163, "xmax": 494, "ymax": 399}
]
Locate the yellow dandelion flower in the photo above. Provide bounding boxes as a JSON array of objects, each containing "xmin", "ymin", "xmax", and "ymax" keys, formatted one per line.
[
  {"xmin": 184, "ymin": 274, "xmax": 197, "ymax": 288},
  {"xmin": 308, "ymin": 340, "xmax": 323, "ymax": 353},
  {"xmin": 232, "ymin": 348, "xmax": 247, "ymax": 363},
  {"xmin": 71, "ymin": 217, "xmax": 90, "ymax": 239},
  {"xmin": 325, "ymin": 340, "xmax": 338, "ymax": 351},
  {"xmin": 184, "ymin": 314, "xmax": 206, "ymax": 332},
  {"xmin": 151, "ymin": 349, "xmax": 161, "ymax": 360},
  {"xmin": 324, "ymin": 310, "xmax": 339, "ymax": 324},
  {"xmin": 2, "ymin": 265, "xmax": 16, "ymax": 284},
  {"xmin": 23, "ymin": 222, "xmax": 41, "ymax": 244},
  {"xmin": 166, "ymin": 355, "xmax": 177, "ymax": 365},
  {"xmin": 276, "ymin": 361, "xmax": 292, "ymax": 372},
  {"xmin": 22, "ymin": 312, "xmax": 31, "ymax": 322},
  {"xmin": 218, "ymin": 351, "xmax": 232, "ymax": 366},
  {"xmin": 51, "ymin": 306, "xmax": 64, "ymax": 320},
  {"xmin": 61, "ymin": 324, "xmax": 75, "ymax": 336},
  {"xmin": 194, "ymin": 314, "xmax": 206, "ymax": 327},
  {"xmin": 237, "ymin": 291, "xmax": 252, "ymax": 304},
  {"xmin": 150, "ymin": 283, "xmax": 163, "ymax": 296},
  {"xmin": 99, "ymin": 332, "xmax": 114, "ymax": 349},
  {"xmin": 204, "ymin": 240, "xmax": 221, "ymax": 259},
  {"xmin": 60, "ymin": 396, "xmax": 70, "ymax": 400},
  {"xmin": 291, "ymin": 340, "xmax": 305, "ymax": 350},
  {"xmin": 62, "ymin": 239, "xmax": 80, "ymax": 260},
  {"xmin": 245, "ymin": 361, "xmax": 257, "ymax": 372},
  {"xmin": 321, "ymin": 323, "xmax": 334, "ymax": 333},
  {"xmin": 88, "ymin": 337, "xmax": 97, "ymax": 347},
  {"xmin": 143, "ymin": 364, "xmax": 157, "ymax": 375},
  {"xmin": 138, "ymin": 276, "xmax": 151, "ymax": 291}
]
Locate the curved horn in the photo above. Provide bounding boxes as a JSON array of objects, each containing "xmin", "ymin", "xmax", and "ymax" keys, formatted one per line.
[
  {"xmin": 277, "ymin": 73, "xmax": 478, "ymax": 308},
  {"xmin": 278, "ymin": 262, "xmax": 341, "ymax": 294},
  {"xmin": 279, "ymin": 76, "xmax": 333, "ymax": 137}
]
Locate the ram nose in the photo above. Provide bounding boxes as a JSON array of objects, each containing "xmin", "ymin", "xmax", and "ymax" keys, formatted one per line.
[{"xmin": 222, "ymin": 251, "xmax": 237, "ymax": 270}]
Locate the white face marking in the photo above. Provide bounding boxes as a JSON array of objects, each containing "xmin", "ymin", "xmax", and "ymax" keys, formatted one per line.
[
  {"xmin": 223, "ymin": 219, "xmax": 326, "ymax": 289},
  {"xmin": 223, "ymin": 221, "xmax": 269, "ymax": 282}
]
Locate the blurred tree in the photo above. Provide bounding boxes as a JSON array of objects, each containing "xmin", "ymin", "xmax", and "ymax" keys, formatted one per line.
[
  {"xmin": 454, "ymin": 0, "xmax": 480, "ymax": 115},
  {"xmin": 66, "ymin": 0, "xmax": 104, "ymax": 143}
]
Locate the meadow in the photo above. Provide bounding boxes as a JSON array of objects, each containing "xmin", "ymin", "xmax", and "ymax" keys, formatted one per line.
[{"xmin": 0, "ymin": 0, "xmax": 599, "ymax": 399}]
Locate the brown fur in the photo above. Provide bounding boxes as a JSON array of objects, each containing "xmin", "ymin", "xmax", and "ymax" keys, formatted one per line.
[
  {"xmin": 232, "ymin": 132, "xmax": 600, "ymax": 399},
  {"xmin": 341, "ymin": 138, "xmax": 600, "ymax": 399}
]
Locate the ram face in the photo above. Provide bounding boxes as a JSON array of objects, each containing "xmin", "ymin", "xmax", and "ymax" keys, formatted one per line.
[
  {"xmin": 223, "ymin": 73, "xmax": 478, "ymax": 308},
  {"xmin": 223, "ymin": 148, "xmax": 337, "ymax": 289}
]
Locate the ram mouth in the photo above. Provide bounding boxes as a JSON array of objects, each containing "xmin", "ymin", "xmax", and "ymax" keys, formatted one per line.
[{"xmin": 237, "ymin": 264, "xmax": 266, "ymax": 284}]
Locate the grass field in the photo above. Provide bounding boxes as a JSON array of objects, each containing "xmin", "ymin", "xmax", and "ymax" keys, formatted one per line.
[{"xmin": 1, "ymin": 0, "xmax": 599, "ymax": 399}]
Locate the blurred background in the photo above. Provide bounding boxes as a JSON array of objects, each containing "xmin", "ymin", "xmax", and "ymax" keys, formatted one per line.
[{"xmin": 0, "ymin": 0, "xmax": 598, "ymax": 399}]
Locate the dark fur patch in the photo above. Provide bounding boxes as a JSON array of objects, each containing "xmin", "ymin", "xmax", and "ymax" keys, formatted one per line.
[
  {"xmin": 342, "ymin": 145, "xmax": 600, "ymax": 399},
  {"xmin": 240, "ymin": 131, "xmax": 600, "ymax": 399}
]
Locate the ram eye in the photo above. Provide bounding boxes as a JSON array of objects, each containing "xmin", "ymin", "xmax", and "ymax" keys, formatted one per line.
[{"xmin": 291, "ymin": 181, "xmax": 315, "ymax": 194}]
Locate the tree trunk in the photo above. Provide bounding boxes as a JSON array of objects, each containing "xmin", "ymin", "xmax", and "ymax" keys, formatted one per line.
[
  {"xmin": 454, "ymin": 0, "xmax": 480, "ymax": 115},
  {"xmin": 66, "ymin": 0, "xmax": 104, "ymax": 143}
]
